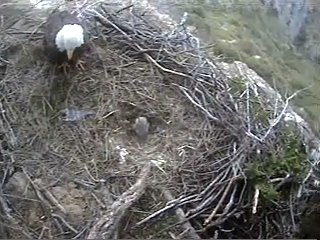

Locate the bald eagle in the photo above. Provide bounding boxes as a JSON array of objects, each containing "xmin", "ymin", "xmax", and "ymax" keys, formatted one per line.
[{"xmin": 43, "ymin": 10, "xmax": 88, "ymax": 74}]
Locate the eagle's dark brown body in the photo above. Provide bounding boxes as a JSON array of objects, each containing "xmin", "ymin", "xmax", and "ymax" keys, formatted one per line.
[{"xmin": 43, "ymin": 10, "xmax": 87, "ymax": 66}]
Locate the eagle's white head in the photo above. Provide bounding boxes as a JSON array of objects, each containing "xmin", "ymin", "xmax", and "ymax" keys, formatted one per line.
[{"xmin": 55, "ymin": 24, "xmax": 84, "ymax": 60}]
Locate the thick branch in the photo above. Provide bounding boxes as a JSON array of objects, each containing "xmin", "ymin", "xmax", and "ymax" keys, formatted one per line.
[{"xmin": 87, "ymin": 163, "xmax": 151, "ymax": 239}]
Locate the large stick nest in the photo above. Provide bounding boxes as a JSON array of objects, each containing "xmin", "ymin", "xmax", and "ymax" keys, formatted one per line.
[{"xmin": 0, "ymin": 2, "xmax": 312, "ymax": 239}]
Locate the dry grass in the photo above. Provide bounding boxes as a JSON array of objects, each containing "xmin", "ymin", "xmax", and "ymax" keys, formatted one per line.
[{"xmin": 0, "ymin": 2, "xmax": 311, "ymax": 239}]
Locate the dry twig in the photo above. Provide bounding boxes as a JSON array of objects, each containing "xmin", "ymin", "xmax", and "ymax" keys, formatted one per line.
[{"xmin": 87, "ymin": 163, "xmax": 151, "ymax": 239}]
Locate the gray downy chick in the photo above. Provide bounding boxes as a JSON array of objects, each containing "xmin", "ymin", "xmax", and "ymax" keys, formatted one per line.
[{"xmin": 133, "ymin": 116, "xmax": 150, "ymax": 142}]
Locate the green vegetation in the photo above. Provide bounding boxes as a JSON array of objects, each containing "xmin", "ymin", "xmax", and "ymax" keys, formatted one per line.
[
  {"xmin": 229, "ymin": 77, "xmax": 273, "ymax": 125},
  {"xmin": 183, "ymin": 0, "xmax": 320, "ymax": 132},
  {"xmin": 228, "ymin": 76, "xmax": 308, "ymax": 201},
  {"xmin": 246, "ymin": 127, "xmax": 308, "ymax": 201},
  {"xmin": 228, "ymin": 76, "xmax": 308, "ymax": 202}
]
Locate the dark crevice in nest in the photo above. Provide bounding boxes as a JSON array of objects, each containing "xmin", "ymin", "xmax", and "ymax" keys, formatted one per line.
[{"xmin": 0, "ymin": 2, "xmax": 311, "ymax": 239}]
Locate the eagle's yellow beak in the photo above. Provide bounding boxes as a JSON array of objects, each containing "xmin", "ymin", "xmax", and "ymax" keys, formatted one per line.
[{"xmin": 67, "ymin": 49, "xmax": 75, "ymax": 60}]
